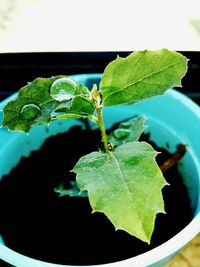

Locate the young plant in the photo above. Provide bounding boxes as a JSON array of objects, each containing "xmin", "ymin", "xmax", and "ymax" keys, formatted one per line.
[{"xmin": 2, "ymin": 49, "xmax": 188, "ymax": 243}]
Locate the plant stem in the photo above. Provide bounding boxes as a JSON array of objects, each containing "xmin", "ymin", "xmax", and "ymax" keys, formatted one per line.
[
  {"xmin": 160, "ymin": 144, "xmax": 187, "ymax": 173},
  {"xmin": 91, "ymin": 84, "xmax": 109, "ymax": 153},
  {"xmin": 96, "ymin": 105, "xmax": 110, "ymax": 153}
]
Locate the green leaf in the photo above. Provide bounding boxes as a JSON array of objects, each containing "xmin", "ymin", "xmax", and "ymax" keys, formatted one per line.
[
  {"xmin": 73, "ymin": 141, "xmax": 167, "ymax": 243},
  {"xmin": 108, "ymin": 116, "xmax": 146, "ymax": 146},
  {"xmin": 52, "ymin": 96, "xmax": 95, "ymax": 121},
  {"xmin": 70, "ymin": 96, "xmax": 95, "ymax": 116},
  {"xmin": 2, "ymin": 77, "xmax": 95, "ymax": 132},
  {"xmin": 100, "ymin": 49, "xmax": 188, "ymax": 106},
  {"xmin": 54, "ymin": 181, "xmax": 88, "ymax": 197}
]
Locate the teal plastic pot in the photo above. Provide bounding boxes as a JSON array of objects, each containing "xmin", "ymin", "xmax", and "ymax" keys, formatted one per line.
[{"xmin": 0, "ymin": 74, "xmax": 200, "ymax": 267}]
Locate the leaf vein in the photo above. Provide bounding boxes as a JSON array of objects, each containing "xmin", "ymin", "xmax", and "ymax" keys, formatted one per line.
[
  {"xmin": 126, "ymin": 51, "xmax": 147, "ymax": 85},
  {"xmin": 111, "ymin": 153, "xmax": 133, "ymax": 203}
]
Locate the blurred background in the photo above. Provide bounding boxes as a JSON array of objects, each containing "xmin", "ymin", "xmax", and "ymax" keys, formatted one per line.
[{"xmin": 0, "ymin": 0, "xmax": 200, "ymax": 52}]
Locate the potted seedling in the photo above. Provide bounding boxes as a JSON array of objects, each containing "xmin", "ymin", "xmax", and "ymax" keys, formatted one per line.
[{"xmin": 0, "ymin": 49, "xmax": 200, "ymax": 267}]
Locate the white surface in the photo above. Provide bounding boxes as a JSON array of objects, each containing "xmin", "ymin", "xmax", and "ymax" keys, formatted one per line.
[{"xmin": 0, "ymin": 0, "xmax": 200, "ymax": 52}]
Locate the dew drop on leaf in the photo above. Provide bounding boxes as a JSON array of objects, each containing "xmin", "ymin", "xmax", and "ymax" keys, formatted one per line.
[
  {"xmin": 50, "ymin": 78, "xmax": 78, "ymax": 101},
  {"xmin": 20, "ymin": 104, "xmax": 41, "ymax": 121}
]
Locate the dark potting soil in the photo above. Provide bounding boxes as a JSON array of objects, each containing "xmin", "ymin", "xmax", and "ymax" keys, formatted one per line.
[{"xmin": 0, "ymin": 125, "xmax": 192, "ymax": 265}]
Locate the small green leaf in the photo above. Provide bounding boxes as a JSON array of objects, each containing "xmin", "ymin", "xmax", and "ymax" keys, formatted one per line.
[
  {"xmin": 2, "ymin": 76, "xmax": 95, "ymax": 132},
  {"xmin": 73, "ymin": 141, "xmax": 167, "ymax": 243},
  {"xmin": 108, "ymin": 116, "xmax": 146, "ymax": 146},
  {"xmin": 54, "ymin": 181, "xmax": 88, "ymax": 197},
  {"xmin": 52, "ymin": 96, "xmax": 95, "ymax": 121},
  {"xmin": 100, "ymin": 49, "xmax": 188, "ymax": 106},
  {"xmin": 70, "ymin": 96, "xmax": 95, "ymax": 116}
]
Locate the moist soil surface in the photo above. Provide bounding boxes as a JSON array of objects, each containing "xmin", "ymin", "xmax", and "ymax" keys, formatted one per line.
[{"xmin": 0, "ymin": 125, "xmax": 192, "ymax": 265}]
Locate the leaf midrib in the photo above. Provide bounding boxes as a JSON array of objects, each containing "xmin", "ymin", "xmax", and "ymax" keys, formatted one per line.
[
  {"xmin": 111, "ymin": 152, "xmax": 134, "ymax": 206},
  {"xmin": 111, "ymin": 151, "xmax": 146, "ymax": 235}
]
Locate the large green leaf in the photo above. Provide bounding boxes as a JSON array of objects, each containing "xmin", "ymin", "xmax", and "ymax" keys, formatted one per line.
[
  {"xmin": 100, "ymin": 49, "xmax": 188, "ymax": 106},
  {"xmin": 73, "ymin": 141, "xmax": 167, "ymax": 243},
  {"xmin": 2, "ymin": 77, "xmax": 95, "ymax": 132},
  {"xmin": 108, "ymin": 116, "xmax": 146, "ymax": 146}
]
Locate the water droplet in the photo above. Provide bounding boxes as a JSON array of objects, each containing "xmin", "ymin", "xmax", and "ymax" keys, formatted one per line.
[
  {"xmin": 20, "ymin": 104, "xmax": 41, "ymax": 121},
  {"xmin": 50, "ymin": 78, "xmax": 78, "ymax": 102}
]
